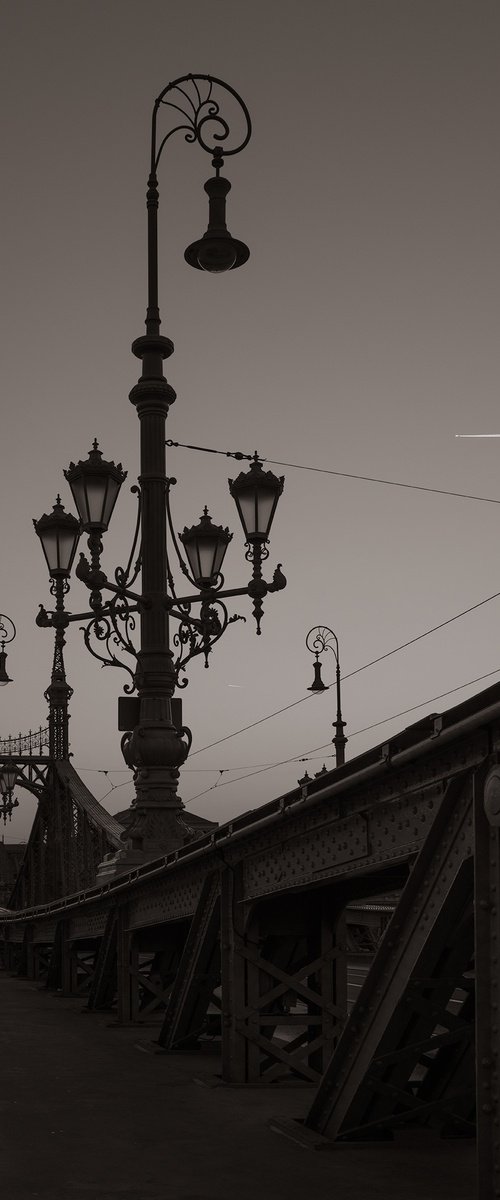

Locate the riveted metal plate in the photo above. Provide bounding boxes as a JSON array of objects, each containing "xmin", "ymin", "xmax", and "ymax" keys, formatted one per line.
[
  {"xmin": 68, "ymin": 907, "xmax": 109, "ymax": 940},
  {"xmin": 127, "ymin": 865, "xmax": 207, "ymax": 929},
  {"xmin": 241, "ymin": 813, "xmax": 368, "ymax": 900}
]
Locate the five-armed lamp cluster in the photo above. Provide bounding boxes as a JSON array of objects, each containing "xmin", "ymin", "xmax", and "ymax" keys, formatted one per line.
[{"xmin": 33, "ymin": 76, "xmax": 286, "ymax": 859}]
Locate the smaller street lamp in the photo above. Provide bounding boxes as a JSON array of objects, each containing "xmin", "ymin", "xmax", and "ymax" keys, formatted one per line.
[
  {"xmin": 33, "ymin": 496, "xmax": 81, "ymax": 579},
  {"xmin": 228, "ymin": 455, "xmax": 285, "ymax": 634},
  {"xmin": 33, "ymin": 497, "xmax": 82, "ymax": 760},
  {"xmin": 0, "ymin": 764, "xmax": 19, "ymax": 824},
  {"xmin": 180, "ymin": 509, "xmax": 232, "ymax": 589},
  {"xmin": 64, "ymin": 440, "xmax": 126, "ymax": 534},
  {"xmin": 306, "ymin": 625, "xmax": 347, "ymax": 768},
  {"xmin": 229, "ymin": 454, "xmax": 284, "ymax": 543},
  {"xmin": 0, "ymin": 615, "xmax": 16, "ymax": 686}
]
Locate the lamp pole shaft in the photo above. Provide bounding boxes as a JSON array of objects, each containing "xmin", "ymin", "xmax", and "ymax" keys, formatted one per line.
[
  {"xmin": 333, "ymin": 661, "xmax": 347, "ymax": 768},
  {"xmin": 123, "ymin": 170, "xmax": 190, "ymax": 856},
  {"xmin": 146, "ymin": 171, "xmax": 160, "ymax": 337}
]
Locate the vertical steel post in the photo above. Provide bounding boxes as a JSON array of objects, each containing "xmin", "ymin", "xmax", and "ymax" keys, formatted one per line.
[
  {"xmin": 116, "ymin": 905, "xmax": 133, "ymax": 1024},
  {"xmin": 221, "ymin": 864, "xmax": 248, "ymax": 1082},
  {"xmin": 122, "ymin": 168, "xmax": 191, "ymax": 856}
]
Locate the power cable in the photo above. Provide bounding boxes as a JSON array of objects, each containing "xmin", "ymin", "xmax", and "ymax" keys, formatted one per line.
[
  {"xmin": 166, "ymin": 439, "xmax": 500, "ymax": 506},
  {"xmin": 190, "ymin": 693, "xmax": 315, "ymax": 756},
  {"xmin": 184, "ymin": 664, "xmax": 500, "ymax": 806},
  {"xmin": 190, "ymin": 589, "xmax": 500, "ymax": 757},
  {"xmin": 341, "ymin": 589, "xmax": 500, "ymax": 683}
]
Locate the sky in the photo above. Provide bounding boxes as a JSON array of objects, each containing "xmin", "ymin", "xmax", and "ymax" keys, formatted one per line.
[{"xmin": 2, "ymin": 0, "xmax": 500, "ymax": 843}]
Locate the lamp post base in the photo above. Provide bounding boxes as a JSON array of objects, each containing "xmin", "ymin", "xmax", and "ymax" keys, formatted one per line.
[
  {"xmin": 124, "ymin": 790, "xmax": 189, "ymax": 857},
  {"xmin": 95, "ymin": 846, "xmax": 146, "ymax": 885}
]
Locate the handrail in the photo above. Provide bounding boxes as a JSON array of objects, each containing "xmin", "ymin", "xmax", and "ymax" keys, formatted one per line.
[{"xmin": 0, "ymin": 726, "xmax": 49, "ymax": 756}]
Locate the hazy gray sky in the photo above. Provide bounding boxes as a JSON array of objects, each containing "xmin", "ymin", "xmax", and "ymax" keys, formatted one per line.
[{"xmin": 2, "ymin": 0, "xmax": 500, "ymax": 841}]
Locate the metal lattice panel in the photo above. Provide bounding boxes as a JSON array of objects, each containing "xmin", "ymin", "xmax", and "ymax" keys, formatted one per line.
[
  {"xmin": 305, "ymin": 773, "xmax": 475, "ymax": 1140},
  {"xmin": 68, "ymin": 907, "xmax": 110, "ymax": 941},
  {"xmin": 158, "ymin": 870, "xmax": 221, "ymax": 1050}
]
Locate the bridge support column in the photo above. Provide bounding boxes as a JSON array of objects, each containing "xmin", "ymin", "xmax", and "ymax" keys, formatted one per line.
[
  {"xmin": 116, "ymin": 905, "xmax": 134, "ymax": 1024},
  {"xmin": 221, "ymin": 873, "xmax": 348, "ymax": 1085},
  {"xmin": 25, "ymin": 929, "xmax": 35, "ymax": 981},
  {"xmin": 221, "ymin": 865, "xmax": 248, "ymax": 1083},
  {"xmin": 61, "ymin": 926, "xmax": 78, "ymax": 996}
]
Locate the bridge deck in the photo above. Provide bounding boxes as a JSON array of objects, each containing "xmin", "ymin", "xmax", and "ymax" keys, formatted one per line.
[{"xmin": 1, "ymin": 973, "xmax": 475, "ymax": 1199}]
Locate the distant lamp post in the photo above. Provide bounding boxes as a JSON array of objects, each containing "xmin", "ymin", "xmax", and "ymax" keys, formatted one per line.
[
  {"xmin": 33, "ymin": 497, "xmax": 81, "ymax": 760},
  {"xmin": 306, "ymin": 625, "xmax": 347, "ymax": 767},
  {"xmin": 33, "ymin": 76, "xmax": 287, "ymax": 859},
  {"xmin": 0, "ymin": 764, "xmax": 19, "ymax": 823},
  {"xmin": 0, "ymin": 615, "xmax": 16, "ymax": 686}
]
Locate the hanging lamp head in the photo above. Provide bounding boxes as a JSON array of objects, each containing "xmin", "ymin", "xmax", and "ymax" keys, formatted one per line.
[
  {"xmin": 185, "ymin": 150, "xmax": 249, "ymax": 273},
  {"xmin": 308, "ymin": 657, "xmax": 328, "ymax": 692},
  {"xmin": 0, "ymin": 648, "xmax": 11, "ymax": 687}
]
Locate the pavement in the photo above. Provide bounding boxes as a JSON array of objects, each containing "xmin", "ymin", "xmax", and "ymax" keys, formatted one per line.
[{"xmin": 0, "ymin": 972, "xmax": 476, "ymax": 1200}]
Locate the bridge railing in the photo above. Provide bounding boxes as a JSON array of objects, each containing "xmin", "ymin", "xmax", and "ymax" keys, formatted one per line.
[{"xmin": 0, "ymin": 726, "xmax": 50, "ymax": 757}]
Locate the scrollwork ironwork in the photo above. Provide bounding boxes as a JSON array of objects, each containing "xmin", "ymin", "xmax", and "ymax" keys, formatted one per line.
[
  {"xmin": 0, "ymin": 614, "xmax": 16, "ymax": 645},
  {"xmin": 172, "ymin": 597, "xmax": 245, "ymax": 685},
  {"xmin": 80, "ymin": 591, "xmax": 138, "ymax": 693},
  {"xmin": 115, "ymin": 485, "xmax": 142, "ymax": 591},
  {"xmin": 153, "ymin": 75, "xmax": 251, "ymax": 173},
  {"xmin": 306, "ymin": 625, "xmax": 339, "ymax": 663}
]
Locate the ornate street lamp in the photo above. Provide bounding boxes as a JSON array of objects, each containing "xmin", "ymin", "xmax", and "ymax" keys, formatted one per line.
[
  {"xmin": 33, "ymin": 498, "xmax": 81, "ymax": 760},
  {"xmin": 34, "ymin": 496, "xmax": 81, "ymax": 578},
  {"xmin": 180, "ymin": 509, "xmax": 232, "ymax": 589},
  {"xmin": 0, "ymin": 615, "xmax": 16, "ymax": 686},
  {"xmin": 306, "ymin": 626, "xmax": 347, "ymax": 768},
  {"xmin": 0, "ymin": 764, "xmax": 19, "ymax": 823},
  {"xmin": 34, "ymin": 76, "xmax": 286, "ymax": 860},
  {"xmin": 64, "ymin": 441, "xmax": 126, "ymax": 533},
  {"xmin": 229, "ymin": 455, "xmax": 284, "ymax": 544}
]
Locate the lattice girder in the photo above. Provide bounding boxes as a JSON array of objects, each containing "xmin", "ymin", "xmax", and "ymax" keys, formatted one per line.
[{"xmin": 305, "ymin": 772, "xmax": 475, "ymax": 1140}]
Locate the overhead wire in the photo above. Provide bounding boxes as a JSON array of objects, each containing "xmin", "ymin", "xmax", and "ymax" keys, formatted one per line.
[
  {"xmin": 190, "ymin": 587, "xmax": 500, "ymax": 756},
  {"xmin": 75, "ymin": 590, "xmax": 500, "ymax": 796},
  {"xmin": 166, "ymin": 438, "xmax": 500, "ymax": 506},
  {"xmin": 184, "ymin": 663, "xmax": 500, "ymax": 806}
]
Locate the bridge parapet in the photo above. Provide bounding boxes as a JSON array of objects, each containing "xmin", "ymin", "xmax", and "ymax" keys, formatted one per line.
[
  {"xmin": 4, "ymin": 680, "xmax": 500, "ymax": 1197},
  {"xmin": 0, "ymin": 726, "xmax": 49, "ymax": 757}
]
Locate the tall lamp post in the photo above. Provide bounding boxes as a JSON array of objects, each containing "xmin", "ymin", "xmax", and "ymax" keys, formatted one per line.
[
  {"xmin": 306, "ymin": 625, "xmax": 347, "ymax": 767},
  {"xmin": 34, "ymin": 76, "xmax": 286, "ymax": 859}
]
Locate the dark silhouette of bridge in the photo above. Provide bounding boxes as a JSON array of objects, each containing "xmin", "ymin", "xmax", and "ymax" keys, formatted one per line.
[{"xmin": 3, "ymin": 680, "xmax": 500, "ymax": 1198}]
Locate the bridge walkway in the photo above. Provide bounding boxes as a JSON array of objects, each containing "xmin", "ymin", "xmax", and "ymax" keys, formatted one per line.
[{"xmin": 0, "ymin": 973, "xmax": 475, "ymax": 1199}]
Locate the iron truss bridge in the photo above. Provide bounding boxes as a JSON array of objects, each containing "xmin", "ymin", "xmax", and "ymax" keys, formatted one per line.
[
  {"xmin": 4, "ymin": 683, "xmax": 500, "ymax": 1197},
  {"xmin": 0, "ymin": 741, "xmax": 124, "ymax": 900}
]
